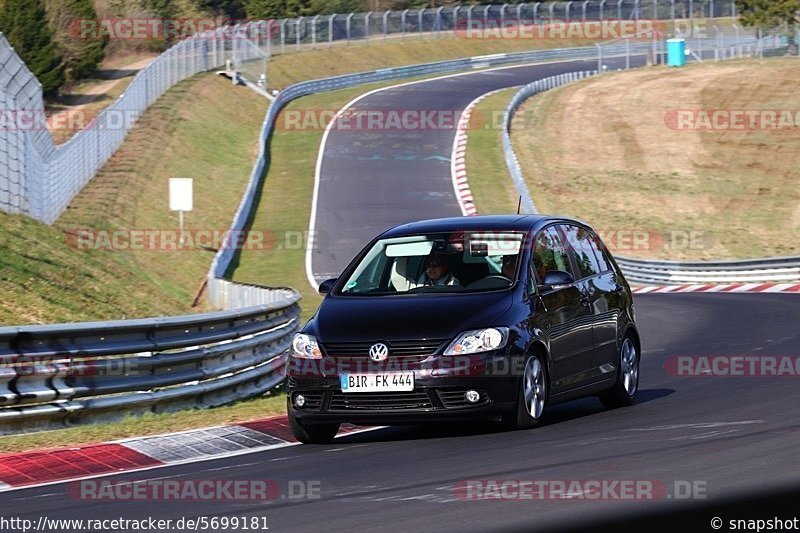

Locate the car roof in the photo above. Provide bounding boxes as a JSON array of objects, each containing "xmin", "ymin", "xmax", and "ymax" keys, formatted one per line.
[{"xmin": 380, "ymin": 214, "xmax": 584, "ymax": 238}]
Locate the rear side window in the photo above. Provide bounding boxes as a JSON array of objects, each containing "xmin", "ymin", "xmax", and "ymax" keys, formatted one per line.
[
  {"xmin": 532, "ymin": 227, "xmax": 574, "ymax": 283},
  {"xmin": 562, "ymin": 224, "xmax": 605, "ymax": 279},
  {"xmin": 586, "ymin": 229, "xmax": 611, "ymax": 273}
]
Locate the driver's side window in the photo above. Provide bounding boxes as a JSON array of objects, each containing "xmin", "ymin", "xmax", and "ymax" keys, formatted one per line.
[{"xmin": 531, "ymin": 226, "xmax": 574, "ymax": 284}]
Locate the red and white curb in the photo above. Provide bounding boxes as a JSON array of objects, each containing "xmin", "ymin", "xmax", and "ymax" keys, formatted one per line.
[
  {"xmin": 632, "ymin": 282, "xmax": 800, "ymax": 295},
  {"xmin": 0, "ymin": 416, "xmax": 372, "ymax": 491},
  {"xmin": 450, "ymin": 90, "xmax": 504, "ymax": 217}
]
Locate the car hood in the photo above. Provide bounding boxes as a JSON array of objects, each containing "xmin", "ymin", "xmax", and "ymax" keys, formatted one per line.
[{"xmin": 306, "ymin": 292, "xmax": 514, "ymax": 342}]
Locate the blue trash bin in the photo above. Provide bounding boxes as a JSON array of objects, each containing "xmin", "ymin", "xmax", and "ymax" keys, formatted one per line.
[{"xmin": 667, "ymin": 38, "xmax": 686, "ymax": 67}]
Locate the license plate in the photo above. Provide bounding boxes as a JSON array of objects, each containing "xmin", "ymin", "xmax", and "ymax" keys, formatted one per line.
[{"xmin": 340, "ymin": 372, "xmax": 414, "ymax": 393}]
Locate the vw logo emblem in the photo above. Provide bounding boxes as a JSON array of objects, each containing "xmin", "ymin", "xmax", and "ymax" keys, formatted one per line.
[{"xmin": 369, "ymin": 343, "xmax": 389, "ymax": 362}]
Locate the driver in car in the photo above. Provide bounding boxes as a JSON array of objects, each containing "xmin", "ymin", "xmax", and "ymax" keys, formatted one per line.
[{"xmin": 420, "ymin": 254, "xmax": 461, "ymax": 287}]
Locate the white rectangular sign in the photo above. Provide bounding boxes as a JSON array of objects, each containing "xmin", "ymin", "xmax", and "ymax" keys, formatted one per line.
[{"xmin": 169, "ymin": 178, "xmax": 193, "ymax": 211}]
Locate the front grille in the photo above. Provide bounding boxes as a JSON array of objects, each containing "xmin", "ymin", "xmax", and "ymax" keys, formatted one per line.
[
  {"xmin": 321, "ymin": 339, "xmax": 449, "ymax": 359},
  {"xmin": 288, "ymin": 376, "xmax": 336, "ymax": 389},
  {"xmin": 437, "ymin": 389, "xmax": 491, "ymax": 408},
  {"xmin": 329, "ymin": 391, "xmax": 434, "ymax": 411}
]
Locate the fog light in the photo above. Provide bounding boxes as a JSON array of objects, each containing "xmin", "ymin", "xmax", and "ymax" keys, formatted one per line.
[
  {"xmin": 294, "ymin": 394, "xmax": 306, "ymax": 408},
  {"xmin": 465, "ymin": 390, "xmax": 480, "ymax": 404}
]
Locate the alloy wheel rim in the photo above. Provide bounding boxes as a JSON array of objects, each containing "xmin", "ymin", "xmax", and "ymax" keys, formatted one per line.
[
  {"xmin": 523, "ymin": 357, "xmax": 545, "ymax": 419},
  {"xmin": 621, "ymin": 338, "xmax": 638, "ymax": 396}
]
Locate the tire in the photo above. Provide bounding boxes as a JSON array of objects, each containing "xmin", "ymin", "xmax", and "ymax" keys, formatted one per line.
[
  {"xmin": 288, "ymin": 407, "xmax": 340, "ymax": 444},
  {"xmin": 501, "ymin": 354, "xmax": 548, "ymax": 430},
  {"xmin": 599, "ymin": 336, "xmax": 639, "ymax": 409}
]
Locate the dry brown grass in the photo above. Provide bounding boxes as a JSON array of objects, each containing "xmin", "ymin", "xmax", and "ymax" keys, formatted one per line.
[{"xmin": 511, "ymin": 58, "xmax": 800, "ymax": 260}]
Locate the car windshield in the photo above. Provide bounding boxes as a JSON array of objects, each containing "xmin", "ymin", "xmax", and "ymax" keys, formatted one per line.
[{"xmin": 337, "ymin": 231, "xmax": 524, "ymax": 295}]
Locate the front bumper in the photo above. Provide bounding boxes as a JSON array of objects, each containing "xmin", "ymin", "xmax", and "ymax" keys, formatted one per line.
[{"xmin": 287, "ymin": 363, "xmax": 518, "ymax": 425}]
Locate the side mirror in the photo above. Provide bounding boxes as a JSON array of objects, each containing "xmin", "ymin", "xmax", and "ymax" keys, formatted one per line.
[
  {"xmin": 318, "ymin": 278, "xmax": 337, "ymax": 295},
  {"xmin": 541, "ymin": 270, "xmax": 574, "ymax": 292}
]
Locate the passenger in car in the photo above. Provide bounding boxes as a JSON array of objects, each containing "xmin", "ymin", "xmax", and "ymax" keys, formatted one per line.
[{"xmin": 501, "ymin": 255, "xmax": 517, "ymax": 280}]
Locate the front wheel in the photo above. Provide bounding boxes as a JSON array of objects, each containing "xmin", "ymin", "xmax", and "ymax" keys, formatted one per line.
[
  {"xmin": 289, "ymin": 407, "xmax": 340, "ymax": 444},
  {"xmin": 501, "ymin": 354, "xmax": 547, "ymax": 430},
  {"xmin": 599, "ymin": 336, "xmax": 639, "ymax": 409}
]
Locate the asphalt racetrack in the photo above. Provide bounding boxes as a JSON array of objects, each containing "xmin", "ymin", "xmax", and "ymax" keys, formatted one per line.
[
  {"xmin": 309, "ymin": 54, "xmax": 647, "ymax": 283},
  {"xmin": 4, "ymin": 54, "xmax": 798, "ymax": 531},
  {"xmin": 4, "ymin": 294, "xmax": 799, "ymax": 530}
]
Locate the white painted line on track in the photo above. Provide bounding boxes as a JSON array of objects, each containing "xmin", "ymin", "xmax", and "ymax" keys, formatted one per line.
[
  {"xmin": 306, "ymin": 58, "xmax": 600, "ymax": 289},
  {"xmin": 0, "ymin": 427, "xmax": 384, "ymax": 494}
]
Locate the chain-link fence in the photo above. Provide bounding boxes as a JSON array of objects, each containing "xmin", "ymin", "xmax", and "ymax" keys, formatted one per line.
[
  {"xmin": 0, "ymin": 28, "xmax": 267, "ymax": 224},
  {"xmin": 236, "ymin": 0, "xmax": 744, "ymax": 86},
  {"xmin": 594, "ymin": 22, "xmax": 799, "ymax": 70},
  {"xmin": 0, "ymin": 0, "xmax": 791, "ymax": 226},
  {"xmin": 260, "ymin": 0, "xmax": 740, "ymax": 51}
]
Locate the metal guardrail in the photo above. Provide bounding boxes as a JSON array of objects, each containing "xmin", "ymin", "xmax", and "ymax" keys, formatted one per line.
[
  {"xmin": 500, "ymin": 60, "xmax": 799, "ymax": 285},
  {"xmin": 0, "ymin": 298, "xmax": 300, "ymax": 434},
  {"xmin": 502, "ymin": 70, "xmax": 599, "ymax": 215},
  {"xmin": 234, "ymin": 0, "xmax": 742, "ymax": 84},
  {"xmin": 210, "ymin": 42, "xmax": 674, "ymax": 306},
  {"xmin": 615, "ymin": 256, "xmax": 800, "ymax": 284},
  {"xmin": 0, "ymin": 29, "xmax": 300, "ymax": 434},
  {"xmin": 1, "ymin": 1, "xmax": 752, "ymax": 225},
  {"xmin": 0, "ymin": 5, "xmax": 790, "ymax": 434}
]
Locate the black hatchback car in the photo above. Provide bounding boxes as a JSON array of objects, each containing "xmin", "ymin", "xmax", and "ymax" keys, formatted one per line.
[{"xmin": 288, "ymin": 215, "xmax": 640, "ymax": 443}]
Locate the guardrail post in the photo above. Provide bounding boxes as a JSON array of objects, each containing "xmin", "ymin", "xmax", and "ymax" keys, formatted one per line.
[
  {"xmin": 280, "ymin": 20, "xmax": 286, "ymax": 53},
  {"xmin": 365, "ymin": 12, "xmax": 371, "ymax": 40},
  {"xmin": 383, "ymin": 10, "xmax": 389, "ymax": 40},
  {"xmin": 311, "ymin": 15, "xmax": 319, "ymax": 45},
  {"xmin": 582, "ymin": 0, "xmax": 589, "ymax": 21},
  {"xmin": 401, "ymin": 9, "xmax": 409, "ymax": 34},
  {"xmin": 295, "ymin": 18, "xmax": 301, "ymax": 51},
  {"xmin": 436, "ymin": 6, "xmax": 444, "ymax": 37},
  {"xmin": 418, "ymin": 9, "xmax": 425, "ymax": 37},
  {"xmin": 565, "ymin": 1, "xmax": 572, "ymax": 22},
  {"xmin": 596, "ymin": 43, "xmax": 603, "ymax": 73},
  {"xmin": 231, "ymin": 24, "xmax": 238, "ymax": 69},
  {"xmin": 626, "ymin": 37, "xmax": 631, "ymax": 68},
  {"xmin": 346, "ymin": 13, "xmax": 354, "ymax": 41},
  {"xmin": 617, "ymin": 0, "xmax": 624, "ymax": 20},
  {"xmin": 599, "ymin": 0, "xmax": 605, "ymax": 20}
]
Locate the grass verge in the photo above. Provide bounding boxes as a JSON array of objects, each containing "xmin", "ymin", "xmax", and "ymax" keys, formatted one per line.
[
  {"xmin": 230, "ymin": 77, "xmax": 448, "ymax": 323},
  {"xmin": 0, "ymin": 392, "xmax": 286, "ymax": 454},
  {"xmin": 467, "ymin": 58, "xmax": 800, "ymax": 260},
  {"xmin": 465, "ymin": 88, "xmax": 522, "ymax": 215},
  {"xmin": 256, "ymin": 18, "xmax": 737, "ymax": 89},
  {"xmin": 265, "ymin": 36, "xmax": 599, "ymax": 89},
  {"xmin": 0, "ymin": 73, "xmax": 267, "ymax": 325},
  {"xmin": 47, "ymin": 55, "xmax": 159, "ymax": 145}
]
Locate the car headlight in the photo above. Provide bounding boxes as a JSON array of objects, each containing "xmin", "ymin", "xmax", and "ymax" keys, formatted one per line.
[
  {"xmin": 292, "ymin": 333, "xmax": 322, "ymax": 359},
  {"xmin": 444, "ymin": 327, "xmax": 509, "ymax": 355}
]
